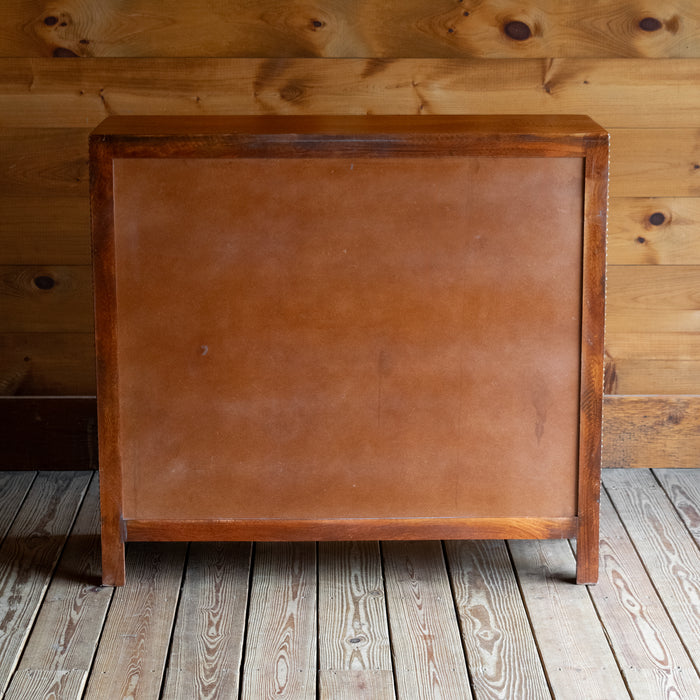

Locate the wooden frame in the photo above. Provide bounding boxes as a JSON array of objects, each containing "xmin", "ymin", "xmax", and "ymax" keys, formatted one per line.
[{"xmin": 90, "ymin": 115, "xmax": 608, "ymax": 586}]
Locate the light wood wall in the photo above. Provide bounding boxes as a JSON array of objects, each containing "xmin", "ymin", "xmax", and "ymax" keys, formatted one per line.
[{"xmin": 1, "ymin": 2, "xmax": 699, "ymax": 468}]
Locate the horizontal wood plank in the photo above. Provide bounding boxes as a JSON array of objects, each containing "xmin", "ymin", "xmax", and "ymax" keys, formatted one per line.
[
  {"xmin": 1, "ymin": 2, "xmax": 700, "ymax": 58},
  {"xmin": 0, "ymin": 333, "xmax": 95, "ymax": 396},
  {"xmin": 0, "ymin": 265, "xmax": 93, "ymax": 334},
  {"xmin": 603, "ymin": 395, "xmax": 700, "ymax": 469},
  {"xmin": 0, "ymin": 58, "xmax": 696, "ymax": 129},
  {"xmin": 606, "ymin": 265, "xmax": 700, "ymax": 334},
  {"xmin": 608, "ymin": 197, "xmax": 700, "ymax": 265},
  {"xmin": 0, "ymin": 195, "xmax": 89, "ymax": 265},
  {"xmin": 605, "ymin": 331, "xmax": 700, "ymax": 362},
  {"xmin": 610, "ymin": 128, "xmax": 700, "ymax": 198},
  {"xmin": 606, "ymin": 358, "xmax": 700, "ymax": 395},
  {"xmin": 0, "ymin": 129, "xmax": 88, "ymax": 198},
  {"xmin": 126, "ymin": 518, "xmax": 579, "ymax": 542}
]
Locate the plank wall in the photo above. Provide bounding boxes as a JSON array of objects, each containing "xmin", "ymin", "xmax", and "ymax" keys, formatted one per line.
[{"xmin": 1, "ymin": 1, "xmax": 699, "ymax": 468}]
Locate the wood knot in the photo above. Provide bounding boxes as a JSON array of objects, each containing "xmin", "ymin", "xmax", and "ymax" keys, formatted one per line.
[
  {"xmin": 504, "ymin": 20, "xmax": 531, "ymax": 41},
  {"xmin": 279, "ymin": 83, "xmax": 304, "ymax": 103},
  {"xmin": 53, "ymin": 47, "xmax": 80, "ymax": 57},
  {"xmin": 310, "ymin": 18, "xmax": 325, "ymax": 29},
  {"xmin": 33, "ymin": 275, "xmax": 55, "ymax": 290},
  {"xmin": 44, "ymin": 16, "xmax": 58, "ymax": 26},
  {"xmin": 666, "ymin": 412, "xmax": 683, "ymax": 425},
  {"xmin": 639, "ymin": 17, "xmax": 662, "ymax": 32},
  {"xmin": 648, "ymin": 212, "xmax": 665, "ymax": 226}
]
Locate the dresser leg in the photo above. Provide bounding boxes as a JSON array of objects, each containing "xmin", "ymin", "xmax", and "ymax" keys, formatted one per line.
[
  {"xmin": 101, "ymin": 515, "xmax": 126, "ymax": 586},
  {"xmin": 575, "ymin": 516, "xmax": 600, "ymax": 585}
]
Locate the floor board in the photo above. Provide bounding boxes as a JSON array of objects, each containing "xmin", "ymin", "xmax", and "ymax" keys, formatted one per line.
[
  {"xmin": 603, "ymin": 469, "xmax": 700, "ymax": 672},
  {"xmin": 318, "ymin": 541, "xmax": 395, "ymax": 699},
  {"xmin": 241, "ymin": 542, "xmax": 317, "ymax": 700},
  {"xmin": 0, "ymin": 471, "xmax": 90, "ymax": 695},
  {"xmin": 509, "ymin": 538, "xmax": 630, "ymax": 699},
  {"xmin": 584, "ymin": 490, "xmax": 700, "ymax": 698},
  {"xmin": 382, "ymin": 540, "xmax": 473, "ymax": 699},
  {"xmin": 4, "ymin": 475, "xmax": 111, "ymax": 700},
  {"xmin": 0, "ymin": 469, "xmax": 697, "ymax": 699},
  {"xmin": 162, "ymin": 542, "xmax": 252, "ymax": 700},
  {"xmin": 445, "ymin": 539, "xmax": 550, "ymax": 699},
  {"xmin": 83, "ymin": 542, "xmax": 187, "ymax": 700}
]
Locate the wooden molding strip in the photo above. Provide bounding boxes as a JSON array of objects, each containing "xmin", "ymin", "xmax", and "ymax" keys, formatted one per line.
[{"xmin": 126, "ymin": 517, "xmax": 579, "ymax": 542}]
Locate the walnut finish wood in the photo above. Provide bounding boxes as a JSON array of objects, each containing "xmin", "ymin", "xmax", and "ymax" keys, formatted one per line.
[{"xmin": 91, "ymin": 115, "xmax": 607, "ymax": 585}]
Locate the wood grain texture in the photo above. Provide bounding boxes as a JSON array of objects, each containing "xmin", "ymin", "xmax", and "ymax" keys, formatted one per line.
[
  {"xmin": 318, "ymin": 542, "xmax": 392, "ymax": 674},
  {"xmin": 444, "ymin": 540, "xmax": 549, "ymax": 699},
  {"xmin": 610, "ymin": 128, "xmax": 700, "ymax": 198},
  {"xmin": 319, "ymin": 669, "xmax": 396, "ymax": 700},
  {"xmin": 605, "ymin": 358, "xmax": 700, "ymax": 395},
  {"xmin": 1, "ymin": 2, "xmax": 700, "ymax": 58},
  {"xmin": 0, "ymin": 471, "xmax": 35, "ymax": 538},
  {"xmin": 382, "ymin": 541, "xmax": 472, "ymax": 699},
  {"xmin": 0, "ymin": 333, "xmax": 96, "ymax": 396},
  {"xmin": 0, "ymin": 265, "xmax": 93, "ymax": 334},
  {"xmin": 4, "ymin": 476, "xmax": 112, "ymax": 700},
  {"xmin": 3, "ymin": 669, "xmax": 86, "ymax": 700},
  {"xmin": 606, "ymin": 265, "xmax": 700, "ymax": 334},
  {"xmin": 0, "ymin": 195, "xmax": 89, "ymax": 265},
  {"xmin": 608, "ymin": 197, "xmax": 700, "ymax": 265},
  {"xmin": 582, "ymin": 489, "xmax": 700, "ymax": 699},
  {"xmin": 126, "ymin": 518, "xmax": 578, "ymax": 543},
  {"xmin": 606, "ymin": 331, "xmax": 700, "ymax": 361},
  {"xmin": 2, "ymin": 58, "xmax": 700, "ymax": 129},
  {"xmin": 163, "ymin": 542, "xmax": 252, "ymax": 700},
  {"xmin": 576, "ymin": 133, "xmax": 607, "ymax": 584},
  {"xmin": 0, "ymin": 128, "xmax": 88, "ymax": 198},
  {"xmin": 603, "ymin": 395, "xmax": 700, "ymax": 469},
  {"xmin": 654, "ymin": 468, "xmax": 700, "ymax": 543},
  {"xmin": 507, "ymin": 539, "xmax": 629, "ymax": 699},
  {"xmin": 83, "ymin": 542, "xmax": 187, "ymax": 700},
  {"xmin": 0, "ymin": 471, "xmax": 90, "ymax": 694},
  {"xmin": 241, "ymin": 543, "xmax": 317, "ymax": 700},
  {"xmin": 603, "ymin": 469, "xmax": 700, "ymax": 668}
]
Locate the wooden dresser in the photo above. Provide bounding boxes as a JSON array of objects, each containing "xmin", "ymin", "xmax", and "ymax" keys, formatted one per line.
[{"xmin": 90, "ymin": 115, "xmax": 608, "ymax": 585}]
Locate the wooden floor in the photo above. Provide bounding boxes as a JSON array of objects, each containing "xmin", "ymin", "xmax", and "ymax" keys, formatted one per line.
[{"xmin": 0, "ymin": 470, "xmax": 697, "ymax": 699}]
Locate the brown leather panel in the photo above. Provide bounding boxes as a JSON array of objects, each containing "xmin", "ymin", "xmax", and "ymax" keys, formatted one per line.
[{"xmin": 112, "ymin": 156, "xmax": 584, "ymax": 520}]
